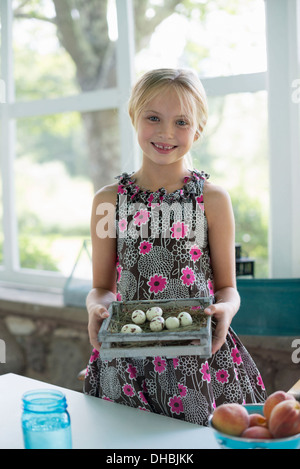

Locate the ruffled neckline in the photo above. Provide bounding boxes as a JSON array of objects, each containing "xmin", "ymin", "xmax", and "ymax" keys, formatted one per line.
[{"xmin": 116, "ymin": 169, "xmax": 209, "ymax": 203}]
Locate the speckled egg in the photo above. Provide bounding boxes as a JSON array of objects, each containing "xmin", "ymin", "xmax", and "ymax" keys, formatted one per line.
[
  {"xmin": 121, "ymin": 324, "xmax": 142, "ymax": 333},
  {"xmin": 149, "ymin": 316, "xmax": 165, "ymax": 331},
  {"xmin": 165, "ymin": 316, "xmax": 180, "ymax": 330},
  {"xmin": 131, "ymin": 309, "xmax": 146, "ymax": 325},
  {"xmin": 146, "ymin": 306, "xmax": 163, "ymax": 321},
  {"xmin": 178, "ymin": 312, "xmax": 193, "ymax": 326}
]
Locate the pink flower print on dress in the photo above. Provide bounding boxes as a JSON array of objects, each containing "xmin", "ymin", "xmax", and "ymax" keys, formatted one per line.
[
  {"xmin": 170, "ymin": 221, "xmax": 189, "ymax": 239},
  {"xmin": 207, "ymin": 279, "xmax": 214, "ymax": 295},
  {"xmin": 153, "ymin": 356, "xmax": 167, "ymax": 374},
  {"xmin": 147, "ymin": 274, "xmax": 167, "ymax": 294},
  {"xmin": 90, "ymin": 349, "xmax": 99, "ymax": 363},
  {"xmin": 168, "ymin": 395, "xmax": 183, "ymax": 415},
  {"xmin": 196, "ymin": 195, "xmax": 204, "ymax": 212},
  {"xmin": 147, "ymin": 193, "xmax": 161, "ymax": 208},
  {"xmin": 173, "ymin": 358, "xmax": 179, "ymax": 369},
  {"xmin": 117, "ymin": 184, "xmax": 126, "ymax": 195},
  {"xmin": 147, "ymin": 193, "xmax": 154, "ymax": 207},
  {"xmin": 178, "ymin": 383, "xmax": 187, "ymax": 398},
  {"xmin": 257, "ymin": 374, "xmax": 265, "ymax": 390},
  {"xmin": 122, "ymin": 383, "xmax": 135, "ymax": 397},
  {"xmin": 180, "ymin": 266, "xmax": 195, "ymax": 286},
  {"xmin": 139, "ymin": 240, "xmax": 152, "ymax": 255},
  {"xmin": 200, "ymin": 361, "xmax": 211, "ymax": 383},
  {"xmin": 133, "ymin": 209, "xmax": 150, "ymax": 226},
  {"xmin": 118, "ymin": 218, "xmax": 127, "ymax": 232},
  {"xmin": 116, "ymin": 292, "xmax": 122, "ymax": 301},
  {"xmin": 142, "ymin": 380, "xmax": 148, "ymax": 393},
  {"xmin": 116, "ymin": 262, "xmax": 122, "ymax": 282},
  {"xmin": 216, "ymin": 369, "xmax": 229, "ymax": 384},
  {"xmin": 189, "ymin": 245, "xmax": 202, "ymax": 262},
  {"xmin": 138, "ymin": 391, "xmax": 148, "ymax": 405},
  {"xmin": 127, "ymin": 363, "xmax": 137, "ymax": 380},
  {"xmin": 231, "ymin": 346, "xmax": 243, "ymax": 365}
]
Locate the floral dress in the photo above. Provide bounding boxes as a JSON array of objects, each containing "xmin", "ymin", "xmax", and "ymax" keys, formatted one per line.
[{"xmin": 84, "ymin": 170, "xmax": 266, "ymax": 425}]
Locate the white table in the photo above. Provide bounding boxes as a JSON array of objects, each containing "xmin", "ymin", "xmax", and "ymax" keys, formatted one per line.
[{"xmin": 0, "ymin": 373, "xmax": 219, "ymax": 450}]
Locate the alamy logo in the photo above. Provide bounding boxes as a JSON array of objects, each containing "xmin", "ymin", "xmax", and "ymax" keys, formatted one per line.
[
  {"xmin": 291, "ymin": 78, "xmax": 300, "ymax": 103},
  {"xmin": 95, "ymin": 196, "xmax": 205, "ymax": 241},
  {"xmin": 0, "ymin": 339, "xmax": 6, "ymax": 363},
  {"xmin": 291, "ymin": 338, "xmax": 300, "ymax": 364}
]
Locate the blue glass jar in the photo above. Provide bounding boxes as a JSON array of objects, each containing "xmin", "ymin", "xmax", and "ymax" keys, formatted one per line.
[{"xmin": 21, "ymin": 389, "xmax": 72, "ymax": 449}]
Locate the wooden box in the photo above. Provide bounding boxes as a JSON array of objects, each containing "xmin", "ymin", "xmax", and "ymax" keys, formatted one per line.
[{"xmin": 98, "ymin": 297, "xmax": 212, "ymax": 360}]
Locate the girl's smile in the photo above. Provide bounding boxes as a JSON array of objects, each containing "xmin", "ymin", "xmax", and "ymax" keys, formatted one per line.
[{"xmin": 151, "ymin": 142, "xmax": 178, "ymax": 154}]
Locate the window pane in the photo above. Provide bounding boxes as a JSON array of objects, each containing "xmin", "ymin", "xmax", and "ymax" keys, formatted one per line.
[
  {"xmin": 135, "ymin": 0, "xmax": 266, "ymax": 76},
  {"xmin": 13, "ymin": 0, "xmax": 117, "ymax": 101},
  {"xmin": 0, "ymin": 120, "xmax": 3, "ymax": 268},
  {"xmin": 15, "ymin": 109, "xmax": 120, "ymax": 275},
  {"xmin": 192, "ymin": 91, "xmax": 269, "ymax": 277},
  {"xmin": 0, "ymin": 6, "xmax": 2, "ymax": 266}
]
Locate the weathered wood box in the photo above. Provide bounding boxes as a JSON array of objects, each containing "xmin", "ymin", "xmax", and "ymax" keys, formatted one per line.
[{"xmin": 98, "ymin": 297, "xmax": 213, "ymax": 359}]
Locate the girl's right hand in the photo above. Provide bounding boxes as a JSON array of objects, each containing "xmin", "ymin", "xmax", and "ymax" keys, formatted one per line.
[{"xmin": 87, "ymin": 305, "xmax": 110, "ymax": 351}]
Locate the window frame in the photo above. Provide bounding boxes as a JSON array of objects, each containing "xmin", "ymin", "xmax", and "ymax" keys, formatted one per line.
[{"xmin": 0, "ymin": 0, "xmax": 299, "ymax": 290}]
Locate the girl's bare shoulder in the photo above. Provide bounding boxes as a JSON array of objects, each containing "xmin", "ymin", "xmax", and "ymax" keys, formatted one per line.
[
  {"xmin": 93, "ymin": 182, "xmax": 119, "ymax": 205},
  {"xmin": 203, "ymin": 180, "xmax": 231, "ymax": 204},
  {"xmin": 203, "ymin": 180, "xmax": 233, "ymax": 221}
]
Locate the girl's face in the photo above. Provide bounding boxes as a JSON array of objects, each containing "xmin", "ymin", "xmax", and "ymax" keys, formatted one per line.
[{"xmin": 136, "ymin": 88, "xmax": 198, "ymax": 167}]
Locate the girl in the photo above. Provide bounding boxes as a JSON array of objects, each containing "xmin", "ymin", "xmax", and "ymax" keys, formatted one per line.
[{"xmin": 84, "ymin": 68, "xmax": 266, "ymax": 425}]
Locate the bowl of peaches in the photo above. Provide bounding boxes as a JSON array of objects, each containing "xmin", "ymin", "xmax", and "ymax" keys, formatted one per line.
[{"xmin": 209, "ymin": 391, "xmax": 300, "ymax": 449}]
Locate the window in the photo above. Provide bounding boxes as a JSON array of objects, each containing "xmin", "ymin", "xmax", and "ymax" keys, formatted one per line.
[
  {"xmin": 0, "ymin": 0, "xmax": 300, "ymax": 290},
  {"xmin": 0, "ymin": 0, "xmax": 135, "ymax": 288}
]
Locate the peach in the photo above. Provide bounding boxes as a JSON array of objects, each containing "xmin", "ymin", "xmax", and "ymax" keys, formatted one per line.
[
  {"xmin": 263, "ymin": 390, "xmax": 295, "ymax": 421},
  {"xmin": 242, "ymin": 426, "xmax": 273, "ymax": 440},
  {"xmin": 248, "ymin": 413, "xmax": 267, "ymax": 428},
  {"xmin": 268, "ymin": 400, "xmax": 300, "ymax": 438},
  {"xmin": 212, "ymin": 403, "xmax": 250, "ymax": 436}
]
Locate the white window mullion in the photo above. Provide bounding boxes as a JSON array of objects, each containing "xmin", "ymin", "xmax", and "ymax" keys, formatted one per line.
[
  {"xmin": 289, "ymin": 0, "xmax": 300, "ymax": 277},
  {"xmin": 202, "ymin": 72, "xmax": 267, "ymax": 96},
  {"xmin": 265, "ymin": 0, "xmax": 300, "ymax": 278},
  {"xmin": 116, "ymin": 0, "xmax": 139, "ymax": 172},
  {"xmin": 8, "ymin": 88, "xmax": 119, "ymax": 119},
  {"xmin": 0, "ymin": 0, "xmax": 19, "ymax": 274}
]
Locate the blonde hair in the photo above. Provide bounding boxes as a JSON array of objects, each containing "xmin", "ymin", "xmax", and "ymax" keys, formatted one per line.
[{"xmin": 128, "ymin": 68, "xmax": 208, "ymax": 140}]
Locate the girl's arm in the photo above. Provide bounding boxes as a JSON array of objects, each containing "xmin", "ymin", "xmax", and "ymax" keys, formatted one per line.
[
  {"xmin": 204, "ymin": 182, "xmax": 240, "ymax": 354},
  {"xmin": 86, "ymin": 184, "xmax": 118, "ymax": 351}
]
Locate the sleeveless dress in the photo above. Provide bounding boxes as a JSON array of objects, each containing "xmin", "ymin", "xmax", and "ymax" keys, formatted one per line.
[{"xmin": 84, "ymin": 170, "xmax": 267, "ymax": 425}]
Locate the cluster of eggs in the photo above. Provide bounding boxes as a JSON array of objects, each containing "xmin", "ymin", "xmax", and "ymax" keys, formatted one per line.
[{"xmin": 120, "ymin": 306, "xmax": 193, "ymax": 334}]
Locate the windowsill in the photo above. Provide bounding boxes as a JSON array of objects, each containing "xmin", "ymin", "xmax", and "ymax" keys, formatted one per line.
[{"xmin": 0, "ymin": 285, "xmax": 86, "ymax": 324}]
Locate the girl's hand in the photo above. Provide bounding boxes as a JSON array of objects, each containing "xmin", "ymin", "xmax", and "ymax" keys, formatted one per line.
[
  {"xmin": 87, "ymin": 304, "xmax": 110, "ymax": 351},
  {"xmin": 204, "ymin": 302, "xmax": 235, "ymax": 354}
]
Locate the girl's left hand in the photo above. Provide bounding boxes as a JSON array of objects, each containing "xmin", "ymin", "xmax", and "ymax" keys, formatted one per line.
[{"xmin": 204, "ymin": 303, "xmax": 235, "ymax": 354}]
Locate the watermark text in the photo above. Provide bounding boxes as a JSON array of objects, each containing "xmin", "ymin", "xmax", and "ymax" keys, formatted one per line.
[
  {"xmin": 291, "ymin": 78, "xmax": 300, "ymax": 103},
  {"xmin": 291, "ymin": 338, "xmax": 300, "ymax": 364},
  {"xmin": 95, "ymin": 197, "xmax": 204, "ymax": 241}
]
